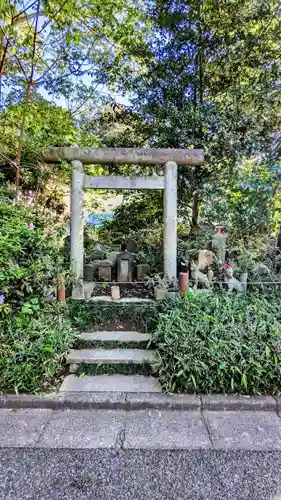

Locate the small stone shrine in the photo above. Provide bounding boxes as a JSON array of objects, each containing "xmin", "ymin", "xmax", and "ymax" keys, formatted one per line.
[
  {"xmin": 98, "ymin": 260, "xmax": 112, "ymax": 281},
  {"xmin": 117, "ymin": 250, "xmax": 134, "ymax": 282}
]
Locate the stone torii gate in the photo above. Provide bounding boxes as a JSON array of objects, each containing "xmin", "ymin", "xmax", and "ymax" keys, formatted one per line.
[{"xmin": 44, "ymin": 147, "xmax": 204, "ymax": 298}]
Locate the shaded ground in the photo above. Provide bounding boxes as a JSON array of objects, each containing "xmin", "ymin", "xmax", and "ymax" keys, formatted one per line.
[
  {"xmin": 92, "ymin": 282, "xmax": 154, "ymax": 298},
  {"xmin": 92, "ymin": 320, "xmax": 137, "ymax": 331},
  {"xmin": 1, "ymin": 448, "xmax": 281, "ymax": 500}
]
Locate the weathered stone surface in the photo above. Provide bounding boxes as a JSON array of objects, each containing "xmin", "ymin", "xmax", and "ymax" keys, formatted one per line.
[
  {"xmin": 70, "ymin": 161, "xmax": 84, "ymax": 300},
  {"xmin": 198, "ymin": 249, "xmax": 213, "ymax": 270},
  {"xmin": 57, "ymin": 391, "xmax": 127, "ymax": 409},
  {"xmin": 78, "ymin": 331, "xmax": 151, "ymax": 343},
  {"xmin": 274, "ymin": 397, "xmax": 281, "ymax": 413},
  {"xmin": 67, "ymin": 348, "xmax": 156, "ymax": 365},
  {"xmin": 98, "ymin": 259, "xmax": 113, "ymax": 267},
  {"xmin": 154, "ymin": 288, "xmax": 168, "ymax": 300},
  {"xmin": 86, "ymin": 296, "xmax": 154, "ymax": 303},
  {"xmin": 164, "ymin": 161, "xmax": 177, "ymax": 281},
  {"xmin": 106, "ymin": 251, "xmax": 119, "ymax": 265},
  {"xmin": 84, "ymin": 175, "xmax": 165, "ymax": 190},
  {"xmin": 126, "ymin": 393, "xmax": 201, "ymax": 411},
  {"xmin": 0, "ymin": 409, "xmax": 51, "ymax": 447},
  {"xmin": 124, "ymin": 410, "xmax": 211, "ymax": 449},
  {"xmin": 111, "ymin": 285, "xmax": 120, "ymax": 300},
  {"xmin": 91, "ymin": 250, "xmax": 103, "ymax": 261},
  {"xmin": 125, "ymin": 238, "xmax": 138, "ymax": 254},
  {"xmin": 60, "ymin": 375, "xmax": 161, "ymax": 393},
  {"xmin": 137, "ymin": 264, "xmax": 150, "ymax": 281},
  {"xmin": 69, "ymin": 363, "xmax": 79, "ymax": 373},
  {"xmin": 83, "ymin": 281, "xmax": 94, "ymax": 299},
  {"xmin": 98, "ymin": 260, "xmax": 112, "ymax": 281},
  {"xmin": 211, "ymin": 233, "xmax": 227, "ymax": 264},
  {"xmin": 37, "ymin": 410, "xmax": 126, "ymax": 448},
  {"xmin": 84, "ymin": 264, "xmax": 93, "ymax": 282},
  {"xmin": 87, "ymin": 295, "xmax": 112, "ymax": 302},
  {"xmin": 98, "ymin": 267, "xmax": 111, "ymax": 281},
  {"xmin": 90, "ymin": 259, "xmax": 102, "ymax": 270},
  {"xmin": 204, "ymin": 411, "xmax": 281, "ymax": 450},
  {"xmin": 44, "ymin": 146, "xmax": 204, "ymax": 166},
  {"xmin": 117, "ymin": 251, "xmax": 134, "ymax": 282},
  {"xmin": 202, "ymin": 395, "xmax": 277, "ymax": 412},
  {"xmin": 119, "ymin": 297, "xmax": 153, "ymax": 303}
]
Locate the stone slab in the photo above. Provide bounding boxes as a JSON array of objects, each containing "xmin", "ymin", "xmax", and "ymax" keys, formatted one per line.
[
  {"xmin": 44, "ymin": 146, "xmax": 204, "ymax": 166},
  {"xmin": 0, "ymin": 409, "xmax": 51, "ymax": 447},
  {"xmin": 204, "ymin": 410, "xmax": 281, "ymax": 450},
  {"xmin": 111, "ymin": 285, "xmax": 120, "ymax": 300},
  {"xmin": 124, "ymin": 410, "xmax": 211, "ymax": 450},
  {"xmin": 87, "ymin": 295, "xmax": 112, "ymax": 302},
  {"xmin": 37, "ymin": 410, "xmax": 126, "ymax": 449},
  {"xmin": 273, "ymin": 397, "xmax": 281, "ymax": 413},
  {"xmin": 67, "ymin": 348, "xmax": 156, "ymax": 365},
  {"xmin": 84, "ymin": 175, "xmax": 165, "ymax": 190},
  {"xmin": 83, "ymin": 281, "xmax": 94, "ymax": 299},
  {"xmin": 119, "ymin": 297, "xmax": 153, "ymax": 303},
  {"xmin": 57, "ymin": 391, "xmax": 127, "ymax": 409},
  {"xmin": 125, "ymin": 238, "xmax": 138, "ymax": 253},
  {"xmin": 137, "ymin": 264, "xmax": 150, "ymax": 280},
  {"xmin": 87, "ymin": 296, "xmax": 154, "ymax": 303},
  {"xmin": 126, "ymin": 393, "xmax": 200, "ymax": 410},
  {"xmin": 202, "ymin": 394, "xmax": 277, "ymax": 412},
  {"xmin": 0, "ymin": 394, "xmax": 61, "ymax": 409},
  {"xmin": 60, "ymin": 375, "xmax": 162, "ymax": 393},
  {"xmin": 78, "ymin": 331, "xmax": 151, "ymax": 343}
]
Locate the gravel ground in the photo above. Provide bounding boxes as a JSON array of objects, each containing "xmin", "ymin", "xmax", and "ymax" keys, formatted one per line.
[{"xmin": 1, "ymin": 448, "xmax": 281, "ymax": 500}]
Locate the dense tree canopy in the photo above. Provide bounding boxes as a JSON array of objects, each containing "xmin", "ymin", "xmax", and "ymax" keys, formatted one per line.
[
  {"xmin": 1, "ymin": 0, "xmax": 281, "ymax": 235},
  {"xmin": 126, "ymin": 0, "xmax": 281, "ymax": 228}
]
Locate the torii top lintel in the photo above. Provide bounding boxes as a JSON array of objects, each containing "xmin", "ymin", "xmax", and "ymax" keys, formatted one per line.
[{"xmin": 43, "ymin": 147, "xmax": 204, "ymax": 166}]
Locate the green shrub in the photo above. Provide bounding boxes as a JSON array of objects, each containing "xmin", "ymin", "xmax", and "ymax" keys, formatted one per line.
[
  {"xmin": 0, "ymin": 201, "xmax": 67, "ymax": 311},
  {"xmin": 0, "ymin": 303, "xmax": 76, "ymax": 393},
  {"xmin": 154, "ymin": 292, "xmax": 281, "ymax": 395}
]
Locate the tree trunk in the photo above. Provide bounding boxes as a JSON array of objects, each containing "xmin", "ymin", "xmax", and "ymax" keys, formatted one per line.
[
  {"xmin": 191, "ymin": 192, "xmax": 200, "ymax": 230},
  {"xmin": 14, "ymin": 0, "xmax": 41, "ymax": 197}
]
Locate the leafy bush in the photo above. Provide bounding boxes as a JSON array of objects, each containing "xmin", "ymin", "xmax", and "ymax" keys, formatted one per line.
[
  {"xmin": 68, "ymin": 299, "xmax": 166, "ymax": 333},
  {"xmin": 0, "ymin": 303, "xmax": 76, "ymax": 393},
  {"xmin": 154, "ymin": 292, "xmax": 281, "ymax": 395},
  {"xmin": 0, "ymin": 200, "xmax": 67, "ymax": 311}
]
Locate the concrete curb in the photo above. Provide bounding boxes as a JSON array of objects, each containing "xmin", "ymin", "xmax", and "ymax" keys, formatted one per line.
[{"xmin": 0, "ymin": 393, "xmax": 278, "ymax": 412}]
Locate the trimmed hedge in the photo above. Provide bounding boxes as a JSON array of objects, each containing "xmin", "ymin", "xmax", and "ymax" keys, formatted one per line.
[{"xmin": 153, "ymin": 292, "xmax": 281, "ymax": 395}]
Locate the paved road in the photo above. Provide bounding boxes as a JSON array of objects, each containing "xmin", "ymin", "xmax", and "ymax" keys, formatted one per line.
[{"xmin": 1, "ymin": 448, "xmax": 281, "ymax": 500}]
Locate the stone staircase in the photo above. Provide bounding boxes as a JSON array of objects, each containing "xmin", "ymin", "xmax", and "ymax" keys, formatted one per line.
[{"xmin": 60, "ymin": 330, "xmax": 161, "ymax": 393}]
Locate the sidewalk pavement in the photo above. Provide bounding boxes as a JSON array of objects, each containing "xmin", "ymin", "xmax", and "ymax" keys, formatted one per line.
[
  {"xmin": 1, "ymin": 403, "xmax": 281, "ymax": 450},
  {"xmin": 2, "ymin": 397, "xmax": 281, "ymax": 499}
]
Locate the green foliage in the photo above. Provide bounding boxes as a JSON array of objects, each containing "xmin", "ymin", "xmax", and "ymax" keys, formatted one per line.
[
  {"xmin": 0, "ymin": 200, "xmax": 67, "ymax": 310},
  {"xmin": 0, "ymin": 101, "xmax": 77, "ymax": 190},
  {"xmin": 202, "ymin": 158, "xmax": 281, "ymax": 237},
  {"xmin": 127, "ymin": 0, "xmax": 281, "ymax": 229},
  {"xmin": 154, "ymin": 292, "xmax": 281, "ymax": 395},
  {"xmin": 67, "ymin": 299, "xmax": 165, "ymax": 333},
  {"xmin": 0, "ymin": 303, "xmax": 76, "ymax": 393}
]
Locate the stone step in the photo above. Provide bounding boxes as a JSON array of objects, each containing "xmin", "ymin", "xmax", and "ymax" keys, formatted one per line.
[
  {"xmin": 78, "ymin": 331, "xmax": 151, "ymax": 344},
  {"xmin": 87, "ymin": 296, "xmax": 154, "ymax": 303},
  {"xmin": 67, "ymin": 348, "xmax": 156, "ymax": 365},
  {"xmin": 60, "ymin": 374, "xmax": 161, "ymax": 393}
]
